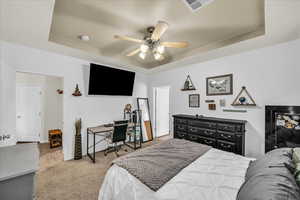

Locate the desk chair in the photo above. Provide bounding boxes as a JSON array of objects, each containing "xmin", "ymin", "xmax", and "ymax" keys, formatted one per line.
[{"xmin": 104, "ymin": 121, "xmax": 128, "ymax": 157}]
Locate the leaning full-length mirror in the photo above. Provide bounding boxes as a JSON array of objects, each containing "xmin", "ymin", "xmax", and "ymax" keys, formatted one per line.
[{"xmin": 137, "ymin": 98, "xmax": 153, "ymax": 142}]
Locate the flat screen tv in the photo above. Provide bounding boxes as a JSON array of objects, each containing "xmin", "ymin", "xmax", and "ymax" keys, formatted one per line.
[{"xmin": 88, "ymin": 63, "xmax": 135, "ymax": 96}]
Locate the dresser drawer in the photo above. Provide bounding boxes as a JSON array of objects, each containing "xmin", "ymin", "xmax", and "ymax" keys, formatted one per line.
[
  {"xmin": 217, "ymin": 140, "xmax": 236, "ymax": 153},
  {"xmin": 175, "ymin": 124, "xmax": 188, "ymax": 132},
  {"xmin": 174, "ymin": 131, "xmax": 187, "ymax": 139},
  {"xmin": 198, "ymin": 136, "xmax": 216, "ymax": 147},
  {"xmin": 188, "ymin": 126, "xmax": 215, "ymax": 138},
  {"xmin": 174, "ymin": 118, "xmax": 188, "ymax": 125},
  {"xmin": 217, "ymin": 123, "xmax": 236, "ymax": 132},
  {"xmin": 188, "ymin": 120, "xmax": 217, "ymax": 129},
  {"xmin": 217, "ymin": 131, "xmax": 236, "ymax": 142},
  {"xmin": 186, "ymin": 134, "xmax": 199, "ymax": 142}
]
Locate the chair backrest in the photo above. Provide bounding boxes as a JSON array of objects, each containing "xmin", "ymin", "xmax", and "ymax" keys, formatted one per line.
[
  {"xmin": 114, "ymin": 120, "xmax": 128, "ymax": 125},
  {"xmin": 112, "ymin": 121, "xmax": 128, "ymax": 143}
]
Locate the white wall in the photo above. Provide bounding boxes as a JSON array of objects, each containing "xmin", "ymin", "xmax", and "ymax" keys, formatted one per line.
[
  {"xmin": 2, "ymin": 38, "xmax": 300, "ymax": 159},
  {"xmin": 1, "ymin": 42, "xmax": 148, "ymax": 160},
  {"xmin": 0, "ymin": 42, "xmax": 16, "ymax": 147},
  {"xmin": 0, "ymin": 42, "xmax": 3, "ymax": 144},
  {"xmin": 16, "ymin": 72, "xmax": 63, "ymax": 143},
  {"xmin": 149, "ymin": 39, "xmax": 300, "ymax": 158},
  {"xmin": 44, "ymin": 76, "xmax": 63, "ymax": 142}
]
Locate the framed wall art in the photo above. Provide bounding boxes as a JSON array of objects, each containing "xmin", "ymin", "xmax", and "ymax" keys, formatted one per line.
[
  {"xmin": 189, "ymin": 94, "xmax": 200, "ymax": 108},
  {"xmin": 206, "ymin": 74, "xmax": 233, "ymax": 96}
]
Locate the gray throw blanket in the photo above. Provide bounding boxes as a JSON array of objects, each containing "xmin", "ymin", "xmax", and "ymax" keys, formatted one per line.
[{"xmin": 112, "ymin": 139, "xmax": 212, "ymax": 191}]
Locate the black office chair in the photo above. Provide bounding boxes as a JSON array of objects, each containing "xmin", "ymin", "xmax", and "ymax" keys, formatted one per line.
[
  {"xmin": 114, "ymin": 120, "xmax": 129, "ymax": 125},
  {"xmin": 104, "ymin": 120, "xmax": 128, "ymax": 157}
]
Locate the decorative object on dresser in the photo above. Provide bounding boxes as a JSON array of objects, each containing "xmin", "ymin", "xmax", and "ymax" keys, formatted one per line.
[
  {"xmin": 189, "ymin": 94, "xmax": 200, "ymax": 108},
  {"xmin": 72, "ymin": 84, "xmax": 82, "ymax": 96},
  {"xmin": 74, "ymin": 118, "xmax": 82, "ymax": 160},
  {"xmin": 265, "ymin": 105, "xmax": 300, "ymax": 153},
  {"xmin": 173, "ymin": 114, "xmax": 246, "ymax": 155},
  {"xmin": 223, "ymin": 109, "xmax": 247, "ymax": 113},
  {"xmin": 208, "ymin": 104, "xmax": 216, "ymax": 110},
  {"xmin": 48, "ymin": 129, "xmax": 62, "ymax": 148},
  {"xmin": 232, "ymin": 86, "xmax": 256, "ymax": 106},
  {"xmin": 181, "ymin": 75, "xmax": 196, "ymax": 91},
  {"xmin": 0, "ymin": 132, "xmax": 10, "ymax": 142},
  {"xmin": 205, "ymin": 99, "xmax": 215, "ymax": 103},
  {"xmin": 56, "ymin": 89, "xmax": 63, "ymax": 94},
  {"xmin": 219, "ymin": 99, "xmax": 226, "ymax": 107},
  {"xmin": 206, "ymin": 74, "xmax": 233, "ymax": 96}
]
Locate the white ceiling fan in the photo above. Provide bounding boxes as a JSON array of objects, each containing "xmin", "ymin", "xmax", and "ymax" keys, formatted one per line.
[{"xmin": 114, "ymin": 21, "xmax": 189, "ymax": 61}]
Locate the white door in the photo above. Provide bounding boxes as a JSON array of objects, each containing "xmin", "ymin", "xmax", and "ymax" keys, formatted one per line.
[
  {"xmin": 155, "ymin": 86, "xmax": 170, "ymax": 137},
  {"xmin": 16, "ymin": 86, "xmax": 42, "ymax": 142}
]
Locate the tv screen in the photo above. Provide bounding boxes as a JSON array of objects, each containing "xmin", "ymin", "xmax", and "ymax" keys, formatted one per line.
[{"xmin": 88, "ymin": 63, "xmax": 135, "ymax": 96}]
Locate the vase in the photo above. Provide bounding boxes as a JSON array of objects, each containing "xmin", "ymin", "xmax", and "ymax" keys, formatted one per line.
[{"xmin": 74, "ymin": 134, "xmax": 82, "ymax": 160}]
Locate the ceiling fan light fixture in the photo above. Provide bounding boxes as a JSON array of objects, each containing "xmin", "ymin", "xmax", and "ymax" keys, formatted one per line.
[
  {"xmin": 156, "ymin": 45, "xmax": 165, "ymax": 54},
  {"xmin": 139, "ymin": 52, "xmax": 146, "ymax": 60},
  {"xmin": 154, "ymin": 53, "xmax": 162, "ymax": 60},
  {"xmin": 140, "ymin": 44, "xmax": 149, "ymax": 53},
  {"xmin": 78, "ymin": 35, "xmax": 90, "ymax": 41}
]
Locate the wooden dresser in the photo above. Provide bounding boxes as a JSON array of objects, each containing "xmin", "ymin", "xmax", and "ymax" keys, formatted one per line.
[{"xmin": 173, "ymin": 114, "xmax": 246, "ymax": 155}]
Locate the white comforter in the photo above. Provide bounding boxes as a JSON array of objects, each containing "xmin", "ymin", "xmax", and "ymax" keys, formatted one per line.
[{"xmin": 99, "ymin": 148, "xmax": 253, "ymax": 200}]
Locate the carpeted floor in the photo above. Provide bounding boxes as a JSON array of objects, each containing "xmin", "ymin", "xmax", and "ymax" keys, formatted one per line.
[{"xmin": 36, "ymin": 137, "xmax": 170, "ymax": 200}]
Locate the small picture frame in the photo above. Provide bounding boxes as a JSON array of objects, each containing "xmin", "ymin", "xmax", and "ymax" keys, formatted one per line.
[
  {"xmin": 206, "ymin": 74, "xmax": 233, "ymax": 96},
  {"xmin": 189, "ymin": 94, "xmax": 200, "ymax": 108}
]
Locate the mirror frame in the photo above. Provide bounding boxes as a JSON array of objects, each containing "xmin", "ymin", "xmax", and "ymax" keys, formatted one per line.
[{"xmin": 137, "ymin": 98, "xmax": 153, "ymax": 142}]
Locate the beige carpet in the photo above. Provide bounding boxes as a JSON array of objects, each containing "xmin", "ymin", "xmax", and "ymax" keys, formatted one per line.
[{"xmin": 36, "ymin": 137, "xmax": 170, "ymax": 200}]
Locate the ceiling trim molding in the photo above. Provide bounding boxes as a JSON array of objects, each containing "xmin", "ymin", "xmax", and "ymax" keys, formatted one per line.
[{"xmin": 147, "ymin": 27, "xmax": 265, "ymax": 73}]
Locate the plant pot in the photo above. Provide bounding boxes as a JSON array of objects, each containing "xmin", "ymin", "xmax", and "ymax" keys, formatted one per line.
[{"xmin": 74, "ymin": 134, "xmax": 82, "ymax": 160}]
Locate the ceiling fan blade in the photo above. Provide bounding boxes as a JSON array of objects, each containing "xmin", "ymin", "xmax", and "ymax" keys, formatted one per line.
[
  {"xmin": 151, "ymin": 21, "xmax": 169, "ymax": 41},
  {"xmin": 114, "ymin": 35, "xmax": 143, "ymax": 43},
  {"xmin": 126, "ymin": 48, "xmax": 141, "ymax": 57},
  {"xmin": 161, "ymin": 41, "xmax": 189, "ymax": 48}
]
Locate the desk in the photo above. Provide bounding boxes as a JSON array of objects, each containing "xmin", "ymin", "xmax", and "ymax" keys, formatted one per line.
[{"xmin": 87, "ymin": 122, "xmax": 141, "ymax": 163}]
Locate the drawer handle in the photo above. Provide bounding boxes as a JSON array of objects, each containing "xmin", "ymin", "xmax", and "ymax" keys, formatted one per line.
[
  {"xmin": 190, "ymin": 135, "xmax": 197, "ymax": 140},
  {"xmin": 190, "ymin": 128, "xmax": 197, "ymax": 132},
  {"xmin": 221, "ymin": 134, "xmax": 232, "ymax": 139},
  {"xmin": 178, "ymin": 133, "xmax": 185, "ymax": 137},
  {"xmin": 223, "ymin": 126, "xmax": 234, "ymax": 130},
  {"xmin": 204, "ymin": 131, "xmax": 213, "ymax": 135},
  {"xmin": 204, "ymin": 140, "xmax": 213, "ymax": 145},
  {"xmin": 220, "ymin": 143, "xmax": 232, "ymax": 148}
]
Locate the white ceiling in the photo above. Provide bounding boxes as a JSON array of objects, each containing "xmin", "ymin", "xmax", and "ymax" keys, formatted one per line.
[
  {"xmin": 0, "ymin": 0, "xmax": 300, "ymax": 73},
  {"xmin": 49, "ymin": 0, "xmax": 265, "ymax": 69}
]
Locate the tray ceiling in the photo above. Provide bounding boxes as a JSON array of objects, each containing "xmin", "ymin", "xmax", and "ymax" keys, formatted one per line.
[{"xmin": 49, "ymin": 0, "xmax": 265, "ymax": 69}]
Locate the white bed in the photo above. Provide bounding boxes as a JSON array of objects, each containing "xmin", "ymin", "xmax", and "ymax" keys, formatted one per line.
[{"xmin": 99, "ymin": 148, "xmax": 254, "ymax": 200}]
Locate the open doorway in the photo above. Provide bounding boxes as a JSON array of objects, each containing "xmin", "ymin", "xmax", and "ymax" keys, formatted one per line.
[
  {"xmin": 16, "ymin": 72, "xmax": 64, "ymax": 168},
  {"xmin": 153, "ymin": 86, "xmax": 170, "ymax": 138}
]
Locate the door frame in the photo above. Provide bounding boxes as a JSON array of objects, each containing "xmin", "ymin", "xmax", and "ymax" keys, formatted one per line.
[
  {"xmin": 153, "ymin": 86, "xmax": 171, "ymax": 138},
  {"xmin": 16, "ymin": 71, "xmax": 64, "ymax": 157},
  {"xmin": 16, "ymin": 86, "xmax": 42, "ymax": 142}
]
